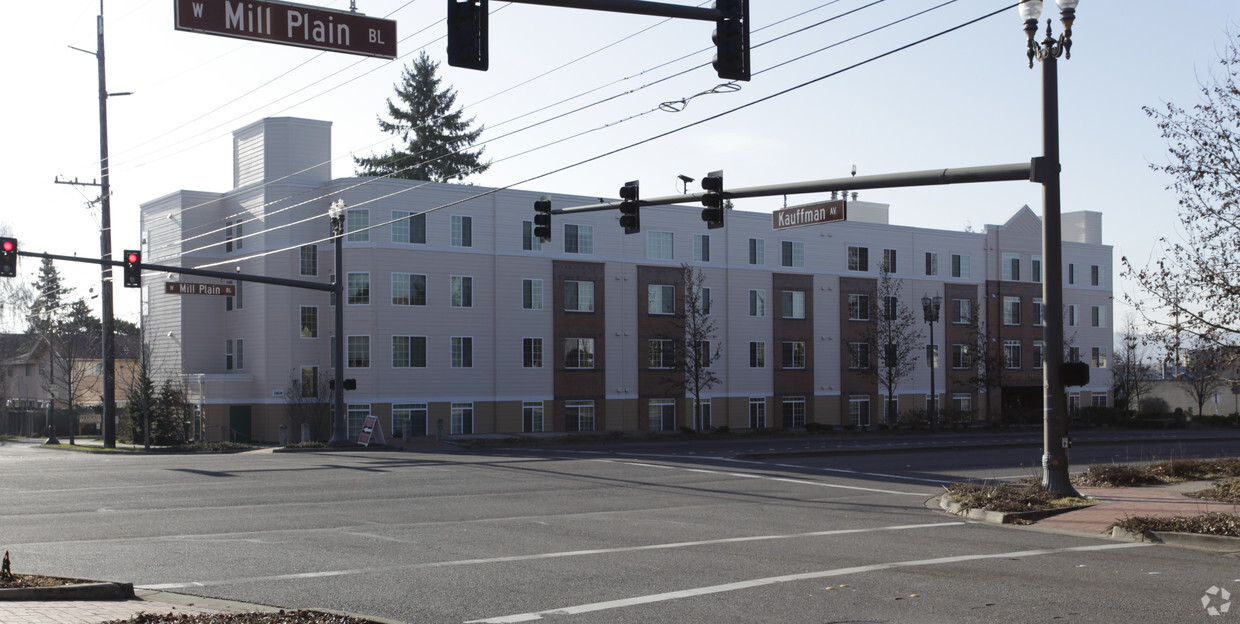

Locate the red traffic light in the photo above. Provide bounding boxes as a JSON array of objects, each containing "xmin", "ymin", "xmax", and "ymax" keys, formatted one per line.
[
  {"xmin": 126, "ymin": 252, "xmax": 139, "ymax": 263},
  {"xmin": 1, "ymin": 240, "xmax": 13, "ymax": 253}
]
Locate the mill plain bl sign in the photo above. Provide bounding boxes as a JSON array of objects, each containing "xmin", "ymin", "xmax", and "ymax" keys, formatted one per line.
[
  {"xmin": 772, "ymin": 199, "xmax": 847, "ymax": 230},
  {"xmin": 174, "ymin": 0, "xmax": 397, "ymax": 59},
  {"xmin": 165, "ymin": 282, "xmax": 237, "ymax": 296}
]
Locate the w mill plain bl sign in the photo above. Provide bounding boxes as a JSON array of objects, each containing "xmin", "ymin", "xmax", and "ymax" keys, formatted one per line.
[{"xmin": 174, "ymin": 0, "xmax": 397, "ymax": 59}]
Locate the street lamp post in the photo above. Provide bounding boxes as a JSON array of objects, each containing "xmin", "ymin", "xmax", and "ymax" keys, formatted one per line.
[
  {"xmin": 327, "ymin": 200, "xmax": 349, "ymax": 446},
  {"xmin": 922, "ymin": 294, "xmax": 941, "ymax": 429},
  {"xmin": 1021, "ymin": 0, "xmax": 1081, "ymax": 496}
]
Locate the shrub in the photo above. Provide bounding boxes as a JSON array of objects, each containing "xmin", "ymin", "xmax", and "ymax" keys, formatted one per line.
[
  {"xmin": 1112, "ymin": 512, "xmax": 1240, "ymax": 538},
  {"xmin": 1188, "ymin": 477, "xmax": 1240, "ymax": 503},
  {"xmin": 1138, "ymin": 396, "xmax": 1169, "ymax": 415},
  {"xmin": 1075, "ymin": 464, "xmax": 1162, "ymax": 487},
  {"xmin": 946, "ymin": 481, "xmax": 1091, "ymax": 513}
]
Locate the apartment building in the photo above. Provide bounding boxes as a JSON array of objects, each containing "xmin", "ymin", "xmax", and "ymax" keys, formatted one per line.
[{"xmin": 139, "ymin": 117, "xmax": 1113, "ymax": 443}]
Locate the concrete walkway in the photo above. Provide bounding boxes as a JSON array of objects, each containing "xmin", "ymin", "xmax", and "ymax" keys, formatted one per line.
[{"xmin": 1035, "ymin": 481, "xmax": 1240, "ymax": 537}]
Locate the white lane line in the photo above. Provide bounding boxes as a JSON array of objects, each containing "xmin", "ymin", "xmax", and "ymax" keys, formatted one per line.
[
  {"xmin": 138, "ymin": 521, "xmax": 963, "ymax": 590},
  {"xmin": 595, "ymin": 459, "xmax": 929, "ymax": 496},
  {"xmin": 466, "ymin": 542, "xmax": 1152, "ymax": 623}
]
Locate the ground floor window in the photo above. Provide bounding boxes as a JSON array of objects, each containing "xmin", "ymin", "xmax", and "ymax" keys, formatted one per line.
[
  {"xmin": 952, "ymin": 394, "xmax": 972, "ymax": 419},
  {"xmin": 523, "ymin": 401, "xmax": 544, "ymax": 433},
  {"xmin": 1091, "ymin": 394, "xmax": 1107, "ymax": 408},
  {"xmin": 393, "ymin": 403, "xmax": 427, "ymax": 437},
  {"xmin": 849, "ymin": 396, "xmax": 870, "ymax": 427},
  {"xmin": 694, "ymin": 399, "xmax": 711, "ymax": 431},
  {"xmin": 749, "ymin": 398, "xmax": 766, "ymax": 429},
  {"xmin": 1068, "ymin": 392, "xmax": 1080, "ymax": 419},
  {"xmin": 347, "ymin": 404, "xmax": 370, "ymax": 440},
  {"xmin": 782, "ymin": 397, "xmax": 806, "ymax": 428},
  {"xmin": 649, "ymin": 399, "xmax": 676, "ymax": 431},
  {"xmin": 565, "ymin": 400, "xmax": 595, "ymax": 432},
  {"xmin": 451, "ymin": 402, "xmax": 474, "ymax": 434},
  {"xmin": 884, "ymin": 396, "xmax": 898, "ymax": 426}
]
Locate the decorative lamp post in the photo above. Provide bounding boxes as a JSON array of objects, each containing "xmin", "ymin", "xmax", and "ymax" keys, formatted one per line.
[
  {"xmin": 1020, "ymin": 0, "xmax": 1081, "ymax": 496},
  {"xmin": 922, "ymin": 294, "xmax": 941, "ymax": 428},
  {"xmin": 327, "ymin": 199, "xmax": 349, "ymax": 446}
]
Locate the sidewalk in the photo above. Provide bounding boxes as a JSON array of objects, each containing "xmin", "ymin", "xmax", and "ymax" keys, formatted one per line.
[
  {"xmin": 0, "ymin": 589, "xmax": 273, "ymax": 624},
  {"xmin": 1034, "ymin": 481, "xmax": 1240, "ymax": 538}
]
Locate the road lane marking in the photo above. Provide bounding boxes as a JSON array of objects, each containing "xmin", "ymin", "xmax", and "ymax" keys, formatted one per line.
[
  {"xmin": 138, "ymin": 521, "xmax": 964, "ymax": 590},
  {"xmin": 593, "ymin": 459, "xmax": 930, "ymax": 496},
  {"xmin": 465, "ymin": 542, "xmax": 1152, "ymax": 623}
]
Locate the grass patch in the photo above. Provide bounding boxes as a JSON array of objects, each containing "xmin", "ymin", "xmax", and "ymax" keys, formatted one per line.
[
  {"xmin": 1112, "ymin": 512, "xmax": 1240, "ymax": 538},
  {"xmin": 945, "ymin": 481, "xmax": 1095, "ymax": 513},
  {"xmin": 1074, "ymin": 458, "xmax": 1240, "ymax": 487}
]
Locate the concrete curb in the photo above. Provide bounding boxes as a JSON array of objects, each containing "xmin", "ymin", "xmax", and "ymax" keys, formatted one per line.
[
  {"xmin": 937, "ymin": 495, "xmax": 1096, "ymax": 524},
  {"xmin": 0, "ymin": 582, "xmax": 134, "ymax": 601},
  {"xmin": 1110, "ymin": 527, "xmax": 1240, "ymax": 552}
]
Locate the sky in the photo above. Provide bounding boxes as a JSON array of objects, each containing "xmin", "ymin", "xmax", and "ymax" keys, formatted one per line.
[{"xmin": 2, "ymin": 0, "xmax": 1237, "ymax": 334}]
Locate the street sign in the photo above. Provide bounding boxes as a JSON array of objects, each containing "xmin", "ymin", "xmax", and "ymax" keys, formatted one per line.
[
  {"xmin": 772, "ymin": 199, "xmax": 846, "ymax": 230},
  {"xmin": 174, "ymin": 0, "xmax": 397, "ymax": 59},
  {"xmin": 164, "ymin": 282, "xmax": 237, "ymax": 296}
]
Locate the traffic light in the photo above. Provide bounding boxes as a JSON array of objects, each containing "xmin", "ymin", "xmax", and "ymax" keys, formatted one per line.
[
  {"xmin": 0, "ymin": 238, "xmax": 15, "ymax": 278},
  {"xmin": 700, "ymin": 170, "xmax": 725, "ymax": 229},
  {"xmin": 533, "ymin": 196, "xmax": 552, "ymax": 243},
  {"xmin": 712, "ymin": 0, "xmax": 750, "ymax": 81},
  {"xmin": 122, "ymin": 250, "xmax": 141, "ymax": 288},
  {"xmin": 618, "ymin": 180, "xmax": 640, "ymax": 235},
  {"xmin": 448, "ymin": 0, "xmax": 488, "ymax": 71}
]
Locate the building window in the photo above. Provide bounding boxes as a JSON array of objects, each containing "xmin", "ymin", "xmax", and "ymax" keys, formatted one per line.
[
  {"xmin": 451, "ymin": 402, "xmax": 474, "ymax": 435},
  {"xmin": 882, "ymin": 248, "xmax": 897, "ymax": 273},
  {"xmin": 782, "ymin": 341, "xmax": 806, "ymax": 369},
  {"xmin": 522, "ymin": 401, "xmax": 544, "ymax": 433},
  {"xmin": 1091, "ymin": 264, "xmax": 1106, "ymax": 286},
  {"xmin": 347, "ymin": 404, "xmax": 371, "ymax": 440},
  {"xmin": 451, "ymin": 215, "xmax": 472, "ymax": 247},
  {"xmin": 649, "ymin": 398, "xmax": 676, "ymax": 431},
  {"xmin": 848, "ymin": 342, "xmax": 870, "ymax": 369},
  {"xmin": 1091, "ymin": 305, "xmax": 1106, "ymax": 328},
  {"xmin": 1069, "ymin": 393, "xmax": 1081, "ymax": 419},
  {"xmin": 521, "ymin": 221, "xmax": 543, "ymax": 251},
  {"xmin": 523, "ymin": 337, "xmax": 543, "ymax": 368},
  {"xmin": 235, "ymin": 339, "xmax": 244, "ymax": 370},
  {"xmin": 695, "ymin": 341, "xmax": 713, "ymax": 368},
  {"xmin": 348, "ymin": 335, "xmax": 370, "ymax": 368},
  {"xmin": 849, "ymin": 396, "xmax": 871, "ymax": 427},
  {"xmin": 782, "ymin": 241, "xmax": 805, "ymax": 268},
  {"xmin": 393, "ymin": 403, "xmax": 428, "ymax": 437},
  {"xmin": 1032, "ymin": 255, "xmax": 1042, "ymax": 283},
  {"xmin": 883, "ymin": 296, "xmax": 898, "ymax": 321},
  {"xmin": 648, "ymin": 231, "xmax": 674, "ymax": 260},
  {"xmin": 648, "ymin": 285, "xmax": 676, "ymax": 315},
  {"xmin": 1091, "ymin": 394, "xmax": 1108, "ymax": 408},
  {"xmin": 1002, "ymin": 253, "xmax": 1021, "ymax": 281},
  {"xmin": 346, "ymin": 209, "xmax": 369, "ymax": 242},
  {"xmin": 564, "ymin": 224, "xmax": 593, "ymax": 254},
  {"xmin": 224, "ymin": 339, "xmax": 234, "ymax": 370},
  {"xmin": 225, "ymin": 280, "xmax": 236, "ymax": 311},
  {"xmin": 224, "ymin": 220, "xmax": 235, "ymax": 252},
  {"xmin": 782, "ymin": 397, "xmax": 806, "ymax": 428},
  {"xmin": 693, "ymin": 234, "xmax": 710, "ymax": 262},
  {"xmin": 749, "ymin": 398, "xmax": 766, "ymax": 429},
  {"xmin": 1003, "ymin": 296, "xmax": 1021, "ymax": 325},
  {"xmin": 953, "ymin": 394, "xmax": 973, "ymax": 418},
  {"xmin": 1068, "ymin": 263, "xmax": 1078, "ymax": 285},
  {"xmin": 925, "ymin": 252, "xmax": 938, "ymax": 276},
  {"xmin": 1034, "ymin": 341, "xmax": 1045, "ymax": 369},
  {"xmin": 952, "ymin": 343, "xmax": 972, "ymax": 369},
  {"xmin": 1092, "ymin": 347, "xmax": 1107, "ymax": 368},
  {"xmin": 451, "ymin": 275, "xmax": 473, "ymax": 308},
  {"xmin": 1033, "ymin": 299, "xmax": 1044, "ymax": 326},
  {"xmin": 522, "ymin": 279, "xmax": 543, "ymax": 310},
  {"xmin": 694, "ymin": 286, "xmax": 711, "ymax": 315},
  {"xmin": 300, "ymin": 366, "xmax": 319, "ymax": 398},
  {"xmin": 848, "ymin": 294, "xmax": 870, "ymax": 321},
  {"xmin": 1068, "ymin": 304, "xmax": 1079, "ymax": 327},
  {"xmin": 951, "ymin": 253, "xmax": 970, "ymax": 278},
  {"xmin": 748, "ymin": 289, "xmax": 765, "ymax": 317},
  {"xmin": 300, "ymin": 306, "xmax": 318, "ymax": 338},
  {"xmin": 749, "ymin": 341, "xmax": 765, "ymax": 368},
  {"xmin": 392, "ymin": 273, "xmax": 427, "ymax": 306},
  {"xmin": 847, "ymin": 246, "xmax": 869, "ymax": 271},
  {"xmin": 451, "ymin": 336, "xmax": 473, "ymax": 368},
  {"xmin": 648, "ymin": 339, "xmax": 675, "ymax": 369},
  {"xmin": 1068, "ymin": 346, "xmax": 1081, "ymax": 363},
  {"xmin": 347, "ymin": 273, "xmax": 370, "ymax": 305},
  {"xmin": 1003, "ymin": 340, "xmax": 1021, "ymax": 369},
  {"xmin": 564, "ymin": 338, "xmax": 595, "ymax": 369},
  {"xmin": 748, "ymin": 238, "xmax": 764, "ymax": 265},
  {"xmin": 392, "ymin": 211, "xmax": 426, "ymax": 244},
  {"xmin": 299, "ymin": 245, "xmax": 317, "ymax": 276},
  {"xmin": 782, "ymin": 291, "xmax": 806, "ymax": 319},
  {"xmin": 392, "ymin": 336, "xmax": 427, "ymax": 368},
  {"xmin": 565, "ymin": 400, "xmax": 595, "ymax": 432},
  {"xmin": 565, "ymin": 280, "xmax": 595, "ymax": 312},
  {"xmin": 951, "ymin": 299, "xmax": 971, "ymax": 324}
]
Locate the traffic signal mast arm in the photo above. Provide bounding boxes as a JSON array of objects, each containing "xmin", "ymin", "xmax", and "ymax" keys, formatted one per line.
[
  {"xmin": 12, "ymin": 249, "xmax": 334, "ymax": 292},
  {"xmin": 551, "ymin": 161, "xmax": 1036, "ymax": 215}
]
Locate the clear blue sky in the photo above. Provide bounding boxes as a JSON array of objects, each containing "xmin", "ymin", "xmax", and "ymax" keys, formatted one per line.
[{"xmin": 2, "ymin": 0, "xmax": 1236, "ymax": 333}]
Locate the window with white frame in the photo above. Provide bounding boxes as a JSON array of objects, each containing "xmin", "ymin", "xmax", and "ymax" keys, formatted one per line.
[
  {"xmin": 392, "ymin": 273, "xmax": 427, "ymax": 306},
  {"xmin": 749, "ymin": 341, "xmax": 765, "ymax": 368},
  {"xmin": 952, "ymin": 299, "xmax": 971, "ymax": 324},
  {"xmin": 693, "ymin": 234, "xmax": 710, "ymax": 262},
  {"xmin": 882, "ymin": 296, "xmax": 898, "ymax": 321},
  {"xmin": 451, "ymin": 402, "xmax": 473, "ymax": 434},
  {"xmin": 1034, "ymin": 341, "xmax": 1045, "ymax": 369},
  {"xmin": 1004, "ymin": 340, "xmax": 1021, "ymax": 368},
  {"xmin": 224, "ymin": 339, "xmax": 234, "ymax": 370},
  {"xmin": 952, "ymin": 343, "xmax": 972, "ymax": 369},
  {"xmin": 882, "ymin": 248, "xmax": 897, "ymax": 273},
  {"xmin": 749, "ymin": 398, "xmax": 766, "ymax": 429},
  {"xmin": 346, "ymin": 209, "xmax": 369, "ymax": 242},
  {"xmin": 783, "ymin": 341, "xmax": 807, "ymax": 369},
  {"xmin": 648, "ymin": 339, "xmax": 675, "ymax": 369},
  {"xmin": 450, "ymin": 275, "xmax": 473, "ymax": 308},
  {"xmin": 782, "ymin": 241, "xmax": 805, "ymax": 268},
  {"xmin": 1069, "ymin": 346, "xmax": 1081, "ymax": 363},
  {"xmin": 848, "ymin": 294, "xmax": 870, "ymax": 321},
  {"xmin": 522, "ymin": 279, "xmax": 543, "ymax": 310},
  {"xmin": 748, "ymin": 289, "xmax": 765, "ymax": 317},
  {"xmin": 347, "ymin": 273, "xmax": 370, "ymax": 305},
  {"xmin": 648, "ymin": 399, "xmax": 676, "ymax": 431},
  {"xmin": 523, "ymin": 337, "xmax": 543, "ymax": 368},
  {"xmin": 647, "ymin": 231, "xmax": 674, "ymax": 260},
  {"xmin": 1091, "ymin": 305, "xmax": 1106, "ymax": 328},
  {"xmin": 521, "ymin": 221, "xmax": 542, "ymax": 251},
  {"xmin": 347, "ymin": 404, "xmax": 370, "ymax": 439},
  {"xmin": 347, "ymin": 335, "xmax": 370, "ymax": 368},
  {"xmin": 301, "ymin": 306, "xmax": 318, "ymax": 338},
  {"xmin": 1033, "ymin": 298, "xmax": 1044, "ymax": 326},
  {"xmin": 299, "ymin": 245, "xmax": 317, "ymax": 276},
  {"xmin": 565, "ymin": 400, "xmax": 595, "ymax": 432},
  {"xmin": 564, "ymin": 338, "xmax": 595, "ymax": 369},
  {"xmin": 1091, "ymin": 264, "xmax": 1106, "ymax": 286},
  {"xmin": 1032, "ymin": 255, "xmax": 1042, "ymax": 282},
  {"xmin": 951, "ymin": 253, "xmax": 970, "ymax": 278},
  {"xmin": 849, "ymin": 396, "xmax": 871, "ymax": 427},
  {"xmin": 1003, "ymin": 296, "xmax": 1021, "ymax": 325},
  {"xmin": 451, "ymin": 336, "xmax": 473, "ymax": 368},
  {"xmin": 782, "ymin": 291, "xmax": 806, "ymax": 319},
  {"xmin": 522, "ymin": 401, "xmax": 544, "ymax": 433},
  {"xmin": 1092, "ymin": 347, "xmax": 1107, "ymax": 368},
  {"xmin": 563, "ymin": 224, "xmax": 593, "ymax": 254},
  {"xmin": 300, "ymin": 366, "xmax": 319, "ymax": 398},
  {"xmin": 450, "ymin": 215, "xmax": 472, "ymax": 247},
  {"xmin": 847, "ymin": 246, "xmax": 869, "ymax": 271},
  {"xmin": 1002, "ymin": 253, "xmax": 1021, "ymax": 281},
  {"xmin": 564, "ymin": 280, "xmax": 595, "ymax": 312},
  {"xmin": 392, "ymin": 336, "xmax": 427, "ymax": 368},
  {"xmin": 783, "ymin": 397, "xmax": 806, "ymax": 428},
  {"xmin": 925, "ymin": 251, "xmax": 938, "ymax": 276},
  {"xmin": 1091, "ymin": 394, "xmax": 1108, "ymax": 408},
  {"xmin": 648, "ymin": 284, "xmax": 675, "ymax": 315},
  {"xmin": 393, "ymin": 403, "xmax": 428, "ymax": 437},
  {"xmin": 392, "ymin": 211, "xmax": 426, "ymax": 244},
  {"xmin": 748, "ymin": 238, "xmax": 764, "ymax": 265},
  {"xmin": 1068, "ymin": 263, "xmax": 1078, "ymax": 285},
  {"xmin": 848, "ymin": 342, "xmax": 870, "ymax": 369},
  {"xmin": 953, "ymin": 394, "xmax": 973, "ymax": 418},
  {"xmin": 694, "ymin": 286, "xmax": 711, "ymax": 315},
  {"xmin": 1067, "ymin": 304, "xmax": 1079, "ymax": 327},
  {"xmin": 695, "ymin": 341, "xmax": 713, "ymax": 368}
]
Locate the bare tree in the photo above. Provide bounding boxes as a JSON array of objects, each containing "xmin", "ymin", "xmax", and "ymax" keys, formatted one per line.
[
  {"xmin": 858, "ymin": 261, "xmax": 923, "ymax": 426},
  {"xmin": 1112, "ymin": 316, "xmax": 1156, "ymax": 414},
  {"xmin": 658, "ymin": 264, "xmax": 722, "ymax": 431},
  {"xmin": 284, "ymin": 368, "xmax": 332, "ymax": 442},
  {"xmin": 963, "ymin": 302, "xmax": 1006, "ymax": 423},
  {"xmin": 1124, "ymin": 33, "xmax": 1240, "ymax": 353},
  {"xmin": 1178, "ymin": 336, "xmax": 1228, "ymax": 417}
]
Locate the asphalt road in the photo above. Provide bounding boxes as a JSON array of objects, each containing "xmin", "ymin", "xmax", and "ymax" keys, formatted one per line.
[{"xmin": 2, "ymin": 433, "xmax": 1239, "ymax": 623}]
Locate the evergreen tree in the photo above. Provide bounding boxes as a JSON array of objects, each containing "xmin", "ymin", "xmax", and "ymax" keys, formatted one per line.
[{"xmin": 354, "ymin": 52, "xmax": 489, "ymax": 182}]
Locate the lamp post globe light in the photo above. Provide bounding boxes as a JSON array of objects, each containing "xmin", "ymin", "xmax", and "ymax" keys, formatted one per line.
[
  {"xmin": 921, "ymin": 294, "xmax": 941, "ymax": 429},
  {"xmin": 328, "ymin": 200, "xmax": 350, "ymax": 446},
  {"xmin": 1020, "ymin": 0, "xmax": 1080, "ymax": 497}
]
